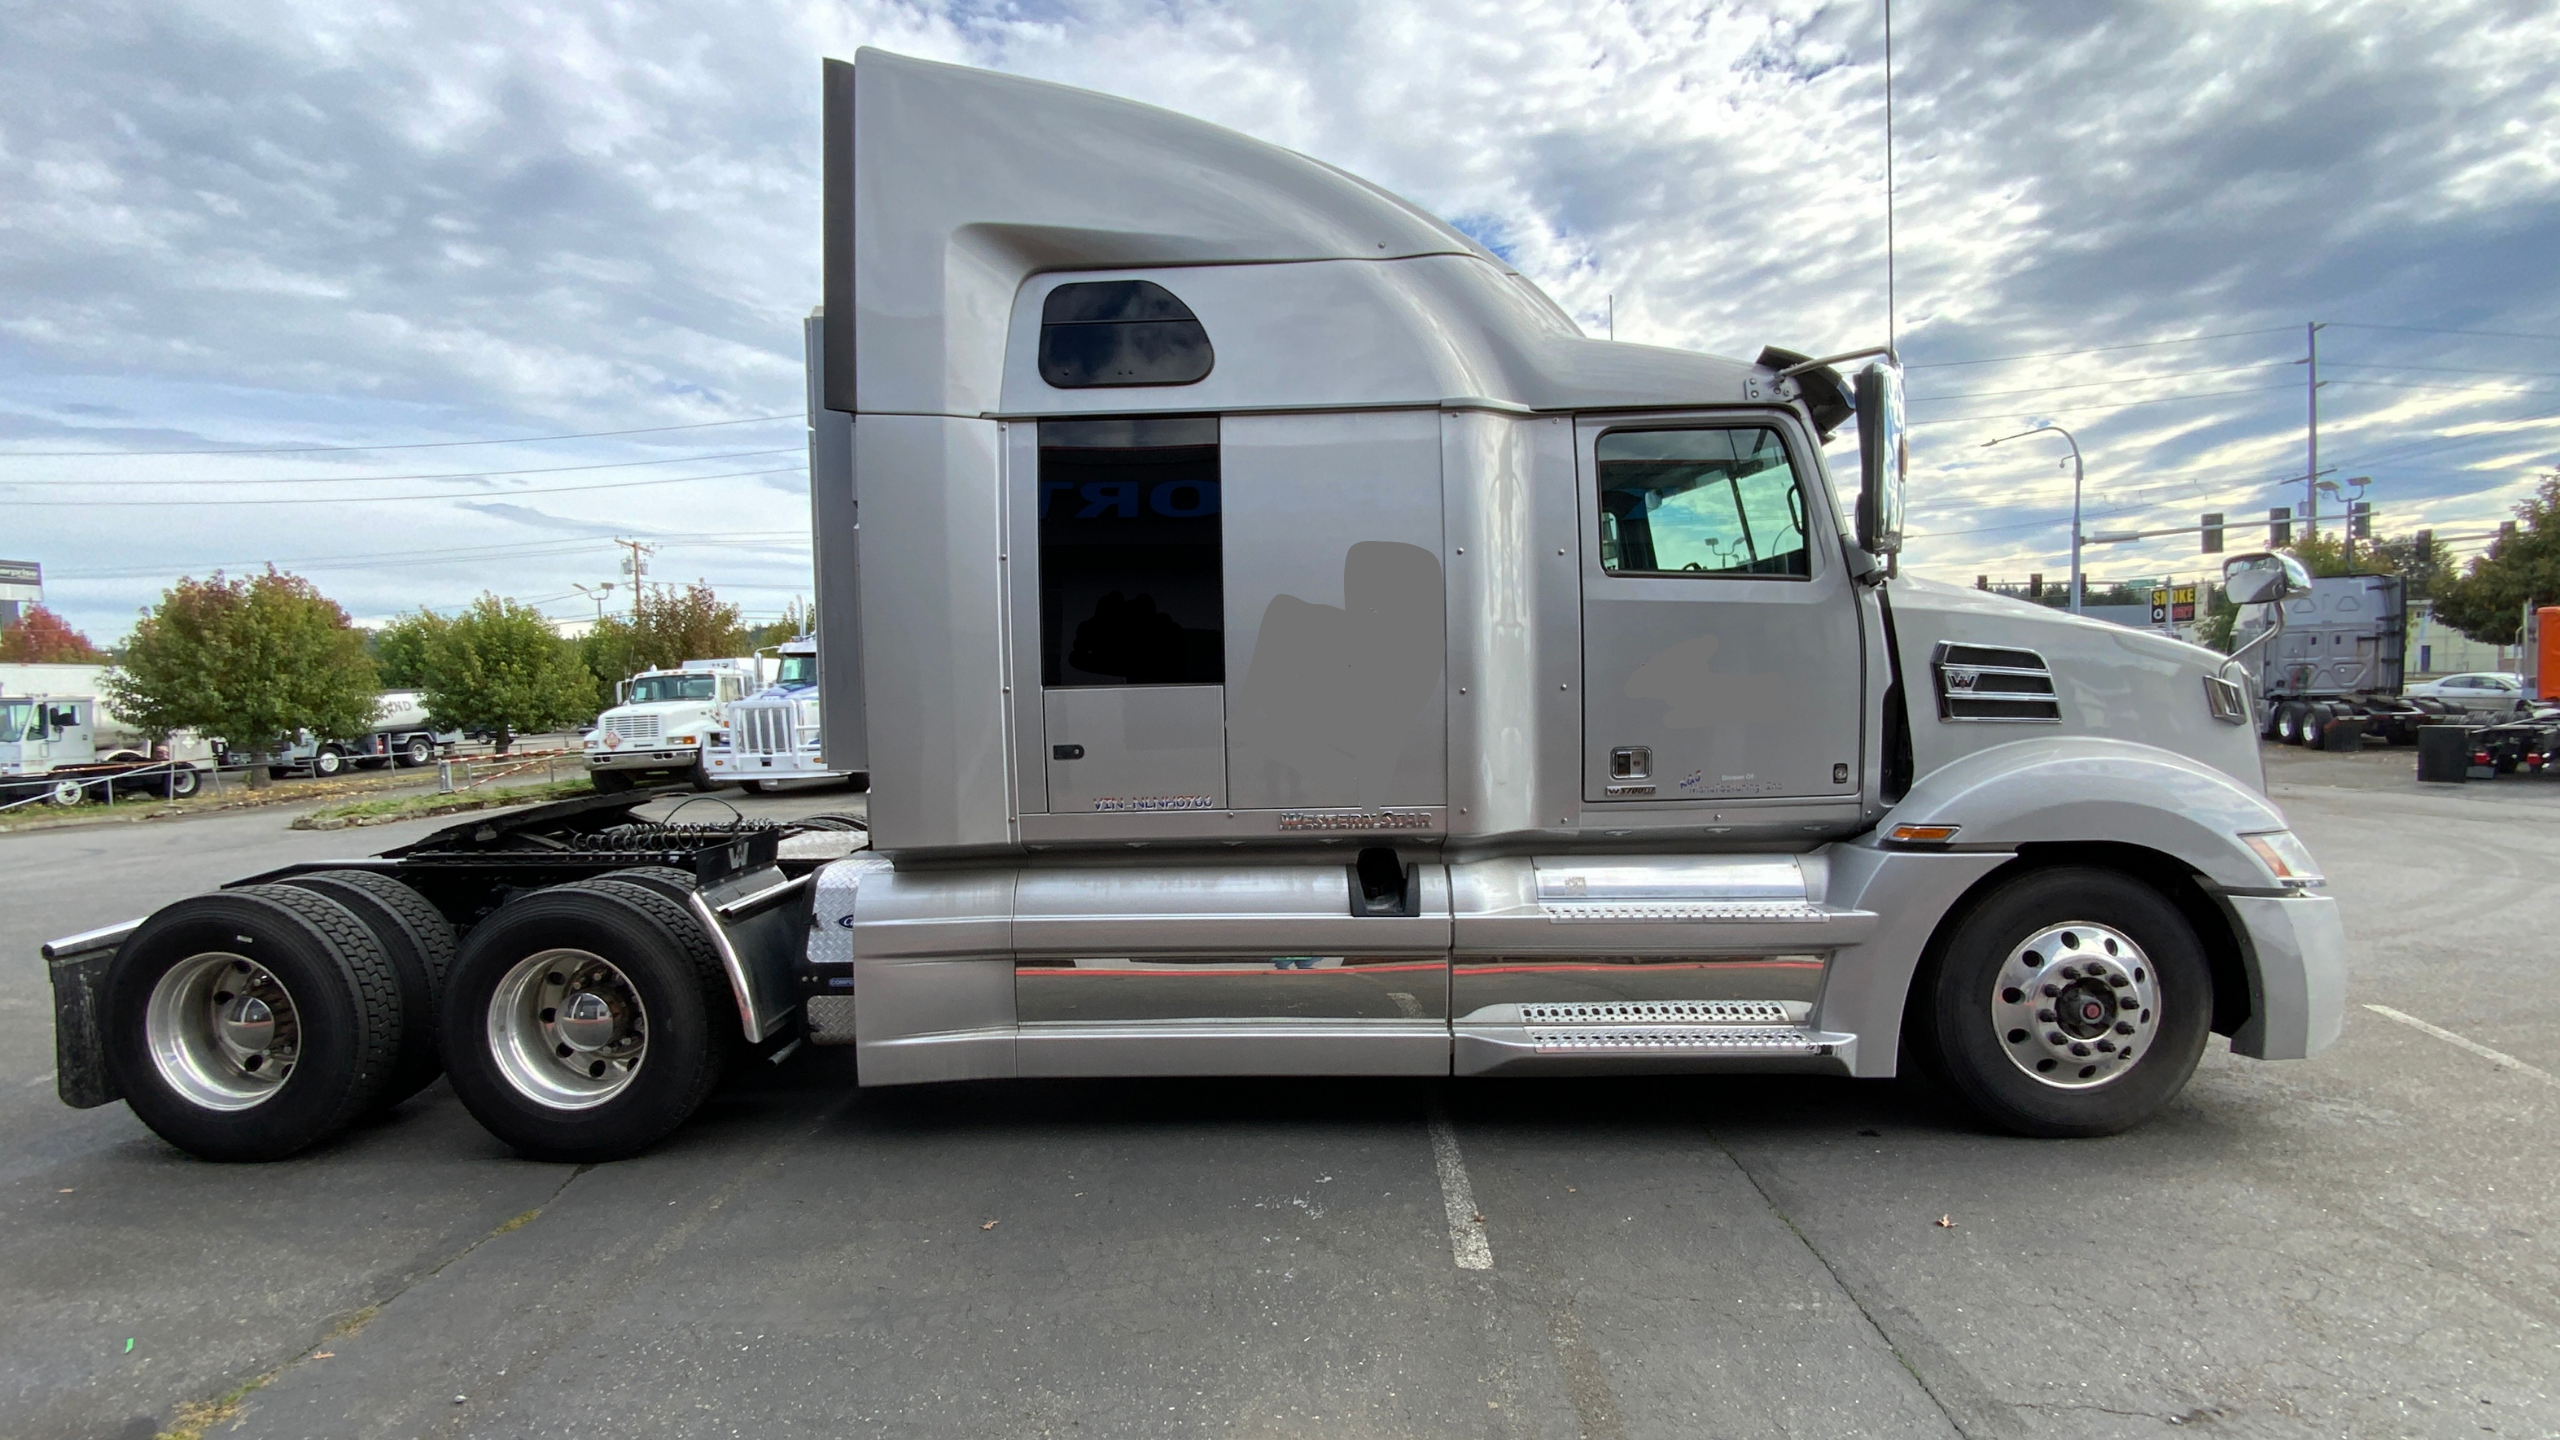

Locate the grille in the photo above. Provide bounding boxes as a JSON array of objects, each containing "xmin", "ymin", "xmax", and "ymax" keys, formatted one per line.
[
  {"xmin": 1933, "ymin": 642, "xmax": 2062, "ymax": 723},
  {"xmin": 2203, "ymin": 674, "xmax": 2250, "ymax": 724},
  {"xmin": 734, "ymin": 704, "xmax": 794, "ymax": 756},
  {"xmin": 605, "ymin": 714, "xmax": 661, "ymax": 741}
]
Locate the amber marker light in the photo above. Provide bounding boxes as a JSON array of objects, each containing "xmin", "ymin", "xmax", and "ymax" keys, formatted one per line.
[{"xmin": 1885, "ymin": 823, "xmax": 1961, "ymax": 844}]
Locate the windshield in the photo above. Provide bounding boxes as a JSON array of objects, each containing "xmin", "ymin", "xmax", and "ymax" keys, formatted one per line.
[
  {"xmin": 776, "ymin": 655, "xmax": 817, "ymax": 686},
  {"xmin": 627, "ymin": 674, "xmax": 717, "ymax": 704},
  {"xmin": 0, "ymin": 701, "xmax": 36, "ymax": 742}
]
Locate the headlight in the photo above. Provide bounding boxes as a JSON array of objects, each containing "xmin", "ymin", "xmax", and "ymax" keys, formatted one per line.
[
  {"xmin": 670, "ymin": 734, "xmax": 697, "ymax": 746},
  {"xmin": 2241, "ymin": 830, "xmax": 2325, "ymax": 889}
]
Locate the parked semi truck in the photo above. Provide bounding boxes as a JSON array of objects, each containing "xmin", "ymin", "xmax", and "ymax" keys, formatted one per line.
[
  {"xmin": 2237, "ymin": 573, "xmax": 2457, "ymax": 748},
  {"xmin": 582, "ymin": 658, "xmax": 771, "ymax": 793},
  {"xmin": 44, "ymin": 51, "xmax": 2343, "ymax": 1165},
  {"xmin": 703, "ymin": 635, "xmax": 869, "ymax": 792}
]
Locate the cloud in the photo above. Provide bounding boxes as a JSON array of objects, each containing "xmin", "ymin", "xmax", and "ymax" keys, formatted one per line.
[{"xmin": 5, "ymin": 0, "xmax": 2559, "ymax": 637}]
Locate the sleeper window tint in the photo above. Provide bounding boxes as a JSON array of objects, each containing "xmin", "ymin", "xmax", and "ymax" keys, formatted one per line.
[
  {"xmin": 1039, "ymin": 416, "xmax": 1224, "ymax": 687},
  {"xmin": 1596, "ymin": 427, "xmax": 1811, "ymax": 578}
]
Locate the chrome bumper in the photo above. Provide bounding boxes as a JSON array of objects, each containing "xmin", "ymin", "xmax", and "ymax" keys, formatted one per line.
[
  {"xmin": 585, "ymin": 749, "xmax": 696, "ymax": 771},
  {"xmin": 2228, "ymin": 893, "xmax": 2347, "ymax": 1060}
]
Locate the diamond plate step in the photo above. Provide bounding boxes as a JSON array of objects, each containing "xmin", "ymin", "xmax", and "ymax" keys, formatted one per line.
[
  {"xmin": 1518, "ymin": 1000, "xmax": 1795, "ymax": 1026},
  {"xmin": 1526, "ymin": 1024, "xmax": 1834, "ymax": 1056}
]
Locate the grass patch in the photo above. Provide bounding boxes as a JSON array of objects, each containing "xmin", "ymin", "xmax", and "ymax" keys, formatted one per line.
[{"xmin": 293, "ymin": 778, "xmax": 593, "ymax": 829}]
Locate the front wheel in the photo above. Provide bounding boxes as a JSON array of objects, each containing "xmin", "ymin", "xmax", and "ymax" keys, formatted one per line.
[
  {"xmin": 310, "ymin": 746, "xmax": 346, "ymax": 778},
  {"xmin": 1906, "ymin": 866, "xmax": 2212, "ymax": 1138},
  {"xmin": 589, "ymin": 767, "xmax": 635, "ymax": 795}
]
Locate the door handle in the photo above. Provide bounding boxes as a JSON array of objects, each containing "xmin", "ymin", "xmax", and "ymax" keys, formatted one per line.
[{"xmin": 1052, "ymin": 744, "xmax": 1085, "ymax": 760}]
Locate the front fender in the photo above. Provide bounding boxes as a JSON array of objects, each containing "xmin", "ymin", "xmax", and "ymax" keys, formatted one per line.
[{"xmin": 1888, "ymin": 736, "xmax": 2289, "ymax": 891}]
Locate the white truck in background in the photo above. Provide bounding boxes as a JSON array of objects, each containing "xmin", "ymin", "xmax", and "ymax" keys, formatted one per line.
[
  {"xmin": 1, "ymin": 694, "xmax": 206, "ymax": 805},
  {"xmin": 273, "ymin": 690, "xmax": 463, "ymax": 778},
  {"xmin": 703, "ymin": 637, "xmax": 868, "ymax": 792},
  {"xmin": 583, "ymin": 657, "xmax": 774, "ymax": 793}
]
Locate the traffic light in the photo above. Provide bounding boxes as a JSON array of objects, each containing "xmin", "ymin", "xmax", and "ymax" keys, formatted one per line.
[
  {"xmin": 2029, "ymin": 573, "xmax": 2044, "ymax": 599},
  {"xmin": 2351, "ymin": 500, "xmax": 2371, "ymax": 539},
  {"xmin": 2269, "ymin": 506, "xmax": 2291, "ymax": 547},
  {"xmin": 2416, "ymin": 529, "xmax": 2435, "ymax": 564},
  {"xmin": 2201, "ymin": 512, "xmax": 2224, "ymax": 554}
]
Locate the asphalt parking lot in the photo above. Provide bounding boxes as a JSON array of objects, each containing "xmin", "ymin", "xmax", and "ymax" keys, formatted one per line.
[{"xmin": 3, "ymin": 755, "xmax": 2554, "ymax": 1440}]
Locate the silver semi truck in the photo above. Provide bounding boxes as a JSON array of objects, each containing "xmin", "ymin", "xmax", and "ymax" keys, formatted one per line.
[{"xmin": 43, "ymin": 50, "xmax": 2343, "ymax": 1164}]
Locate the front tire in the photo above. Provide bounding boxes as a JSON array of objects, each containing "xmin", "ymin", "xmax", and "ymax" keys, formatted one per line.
[
  {"xmin": 1906, "ymin": 866, "xmax": 2212, "ymax": 1138},
  {"xmin": 440, "ymin": 884, "xmax": 735, "ymax": 1161},
  {"xmin": 589, "ymin": 767, "xmax": 635, "ymax": 795},
  {"xmin": 310, "ymin": 746, "xmax": 346, "ymax": 778}
]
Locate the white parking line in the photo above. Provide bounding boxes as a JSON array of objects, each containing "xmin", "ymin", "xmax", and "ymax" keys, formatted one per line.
[
  {"xmin": 1427, "ymin": 1100, "xmax": 1493, "ymax": 1271},
  {"xmin": 24, "ymin": 1071, "xmax": 55, "ymax": 1089},
  {"xmin": 2365, "ymin": 1004, "xmax": 2560, "ymax": 1090}
]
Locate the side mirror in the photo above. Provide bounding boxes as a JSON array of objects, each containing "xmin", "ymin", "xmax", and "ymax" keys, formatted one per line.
[
  {"xmin": 2222, "ymin": 551, "xmax": 2311, "ymax": 607},
  {"xmin": 1853, "ymin": 362, "xmax": 1907, "ymax": 567}
]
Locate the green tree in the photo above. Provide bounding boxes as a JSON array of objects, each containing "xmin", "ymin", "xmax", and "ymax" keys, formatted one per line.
[
  {"xmin": 106, "ymin": 569, "xmax": 377, "ymax": 785},
  {"xmin": 0, "ymin": 604, "xmax": 103, "ymax": 663},
  {"xmin": 372, "ymin": 611, "xmax": 446, "ymax": 688},
  {"xmin": 745, "ymin": 596, "xmax": 813, "ymax": 651},
  {"xmin": 2430, "ymin": 475, "xmax": 2560, "ymax": 644},
  {"xmin": 416, "ymin": 595, "xmax": 595, "ymax": 755}
]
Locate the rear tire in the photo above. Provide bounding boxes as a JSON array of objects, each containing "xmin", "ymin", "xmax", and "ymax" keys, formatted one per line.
[
  {"xmin": 441, "ymin": 883, "xmax": 735, "ymax": 1161},
  {"xmin": 281, "ymin": 871, "xmax": 457, "ymax": 1111},
  {"xmin": 396, "ymin": 735, "xmax": 435, "ymax": 768},
  {"xmin": 105, "ymin": 886, "xmax": 404, "ymax": 1161},
  {"xmin": 1905, "ymin": 866, "xmax": 2212, "ymax": 1138}
]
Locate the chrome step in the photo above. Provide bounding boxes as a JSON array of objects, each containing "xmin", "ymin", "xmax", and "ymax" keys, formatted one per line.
[
  {"xmin": 1538, "ymin": 900, "xmax": 1827, "ymax": 922},
  {"xmin": 1518, "ymin": 1000, "xmax": 1795, "ymax": 1026},
  {"xmin": 1526, "ymin": 1025, "xmax": 1835, "ymax": 1056}
]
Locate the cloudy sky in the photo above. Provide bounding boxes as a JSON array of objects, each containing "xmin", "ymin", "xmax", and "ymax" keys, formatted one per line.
[{"xmin": 6, "ymin": 0, "xmax": 2559, "ymax": 642}]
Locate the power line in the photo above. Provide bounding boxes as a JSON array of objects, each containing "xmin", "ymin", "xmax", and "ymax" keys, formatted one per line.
[
  {"xmin": 1907, "ymin": 383, "xmax": 2300, "ymax": 428},
  {"xmin": 0, "ymin": 447, "xmax": 800, "ymax": 489},
  {"xmin": 2323, "ymin": 360, "xmax": 2560, "ymax": 379},
  {"xmin": 47, "ymin": 532, "xmax": 810, "ymax": 581},
  {"xmin": 2326, "ymin": 322, "xmax": 2560, "ymax": 344},
  {"xmin": 0, "ymin": 412, "xmax": 805, "ymax": 459},
  {"xmin": 1, "ymin": 465, "xmax": 803, "ymax": 506},
  {"xmin": 1905, "ymin": 326, "xmax": 2298, "ymax": 371},
  {"xmin": 1909, "ymin": 361, "xmax": 2293, "ymax": 404}
]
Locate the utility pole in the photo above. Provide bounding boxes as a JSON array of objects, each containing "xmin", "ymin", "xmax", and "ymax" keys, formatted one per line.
[
  {"xmin": 613, "ymin": 538, "xmax": 657, "ymax": 624},
  {"xmin": 2304, "ymin": 321, "xmax": 2326, "ymax": 543},
  {"xmin": 1883, "ymin": 0, "xmax": 1896, "ymax": 351}
]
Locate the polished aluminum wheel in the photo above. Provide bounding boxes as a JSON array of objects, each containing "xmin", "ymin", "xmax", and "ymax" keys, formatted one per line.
[
  {"xmin": 1990, "ymin": 922, "xmax": 2160, "ymax": 1090},
  {"xmin": 145, "ymin": 952, "xmax": 302, "ymax": 1110},
  {"xmin": 486, "ymin": 948, "xmax": 648, "ymax": 1110}
]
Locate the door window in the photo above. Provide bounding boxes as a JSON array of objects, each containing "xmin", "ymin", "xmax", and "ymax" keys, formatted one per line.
[{"xmin": 1595, "ymin": 427, "xmax": 1810, "ymax": 578}]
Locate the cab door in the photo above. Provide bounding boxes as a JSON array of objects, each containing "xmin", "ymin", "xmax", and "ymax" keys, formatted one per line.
[{"xmin": 1576, "ymin": 416, "xmax": 1862, "ymax": 805}]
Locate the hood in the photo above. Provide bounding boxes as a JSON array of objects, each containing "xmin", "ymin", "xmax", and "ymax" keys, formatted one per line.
[{"xmin": 1886, "ymin": 574, "xmax": 2263, "ymax": 794}]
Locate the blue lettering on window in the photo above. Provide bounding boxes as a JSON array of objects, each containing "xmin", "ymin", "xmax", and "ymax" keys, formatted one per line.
[
  {"xmin": 1039, "ymin": 481, "xmax": 1078, "ymax": 518},
  {"xmin": 1149, "ymin": 480, "xmax": 1218, "ymax": 517},
  {"xmin": 1077, "ymin": 481, "xmax": 1142, "ymax": 518}
]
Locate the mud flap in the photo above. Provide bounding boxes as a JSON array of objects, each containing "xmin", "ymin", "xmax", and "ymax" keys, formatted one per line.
[{"xmin": 47, "ymin": 948, "xmax": 121, "ymax": 1109}]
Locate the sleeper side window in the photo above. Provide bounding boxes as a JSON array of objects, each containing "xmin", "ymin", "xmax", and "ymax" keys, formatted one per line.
[
  {"xmin": 1038, "ymin": 416, "xmax": 1224, "ymax": 687},
  {"xmin": 1039, "ymin": 280, "xmax": 1215, "ymax": 388},
  {"xmin": 1595, "ymin": 427, "xmax": 1811, "ymax": 579}
]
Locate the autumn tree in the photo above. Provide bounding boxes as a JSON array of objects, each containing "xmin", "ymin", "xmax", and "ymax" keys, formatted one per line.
[
  {"xmin": 0, "ymin": 604, "xmax": 103, "ymax": 663},
  {"xmin": 106, "ymin": 570, "xmax": 378, "ymax": 784},
  {"xmin": 577, "ymin": 582, "xmax": 747, "ymax": 710},
  {"xmin": 745, "ymin": 596, "xmax": 814, "ymax": 651},
  {"xmin": 413, "ymin": 596, "xmax": 594, "ymax": 755}
]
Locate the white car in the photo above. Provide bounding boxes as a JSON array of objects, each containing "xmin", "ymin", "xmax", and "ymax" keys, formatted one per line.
[{"xmin": 2405, "ymin": 671, "xmax": 2535, "ymax": 719}]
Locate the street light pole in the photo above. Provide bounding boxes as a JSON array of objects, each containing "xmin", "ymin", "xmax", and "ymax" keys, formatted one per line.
[{"xmin": 1983, "ymin": 424, "xmax": 2088, "ymax": 614}]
